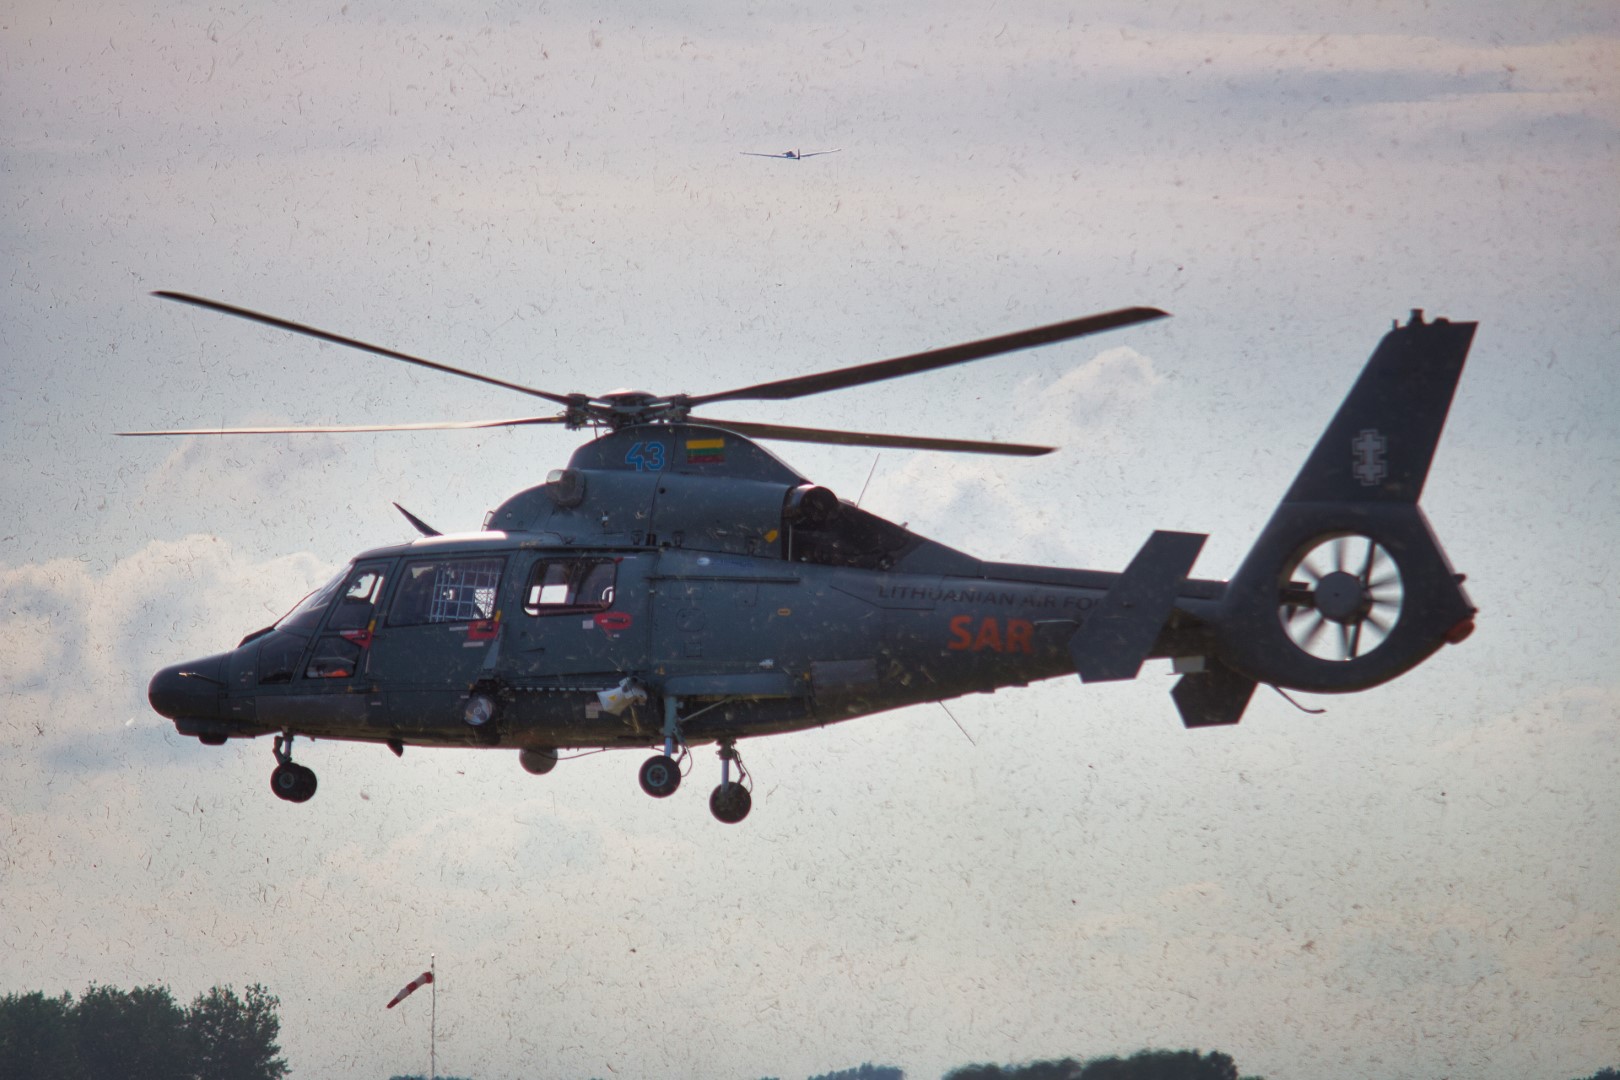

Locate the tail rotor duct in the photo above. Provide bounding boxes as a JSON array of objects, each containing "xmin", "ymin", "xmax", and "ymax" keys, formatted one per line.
[{"xmin": 1279, "ymin": 534, "xmax": 1404, "ymax": 662}]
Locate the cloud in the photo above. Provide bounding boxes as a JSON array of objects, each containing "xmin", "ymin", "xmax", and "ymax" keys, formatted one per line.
[
  {"xmin": 0, "ymin": 537, "xmax": 333, "ymax": 775},
  {"xmin": 1024, "ymin": 345, "xmax": 1166, "ymax": 434},
  {"xmin": 859, "ymin": 344, "xmax": 1168, "ymax": 562}
]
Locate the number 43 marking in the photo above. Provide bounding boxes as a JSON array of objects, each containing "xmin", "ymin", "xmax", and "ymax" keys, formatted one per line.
[{"xmin": 625, "ymin": 441, "xmax": 666, "ymax": 472}]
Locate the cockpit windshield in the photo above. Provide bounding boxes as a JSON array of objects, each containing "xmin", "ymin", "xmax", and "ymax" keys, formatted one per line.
[{"xmin": 273, "ymin": 568, "xmax": 349, "ymax": 634}]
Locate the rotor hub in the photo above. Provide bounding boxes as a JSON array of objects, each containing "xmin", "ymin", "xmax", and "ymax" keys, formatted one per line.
[
  {"xmin": 1313, "ymin": 570, "xmax": 1373, "ymax": 624},
  {"xmin": 594, "ymin": 389, "xmax": 690, "ymax": 428},
  {"xmin": 598, "ymin": 389, "xmax": 659, "ymax": 408},
  {"xmin": 1277, "ymin": 534, "xmax": 1406, "ymax": 663}
]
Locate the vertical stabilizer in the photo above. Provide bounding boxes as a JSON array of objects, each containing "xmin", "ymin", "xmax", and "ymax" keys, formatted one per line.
[
  {"xmin": 1284, "ymin": 311, "xmax": 1475, "ymax": 504},
  {"xmin": 1203, "ymin": 311, "xmax": 1478, "ymax": 704}
]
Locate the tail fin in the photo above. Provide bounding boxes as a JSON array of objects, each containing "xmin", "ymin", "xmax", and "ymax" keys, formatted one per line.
[
  {"xmin": 1180, "ymin": 312, "xmax": 1478, "ymax": 720},
  {"xmin": 1284, "ymin": 310, "xmax": 1474, "ymax": 504}
]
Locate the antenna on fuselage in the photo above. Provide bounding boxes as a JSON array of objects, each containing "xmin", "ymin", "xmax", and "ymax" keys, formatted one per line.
[{"xmin": 856, "ymin": 454, "xmax": 882, "ymax": 508}]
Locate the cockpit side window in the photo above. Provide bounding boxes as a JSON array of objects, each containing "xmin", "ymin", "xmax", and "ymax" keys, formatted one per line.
[
  {"xmin": 523, "ymin": 558, "xmax": 617, "ymax": 615},
  {"xmin": 305, "ymin": 636, "xmax": 363, "ymax": 680},
  {"xmin": 301, "ymin": 563, "xmax": 392, "ymax": 680},
  {"xmin": 388, "ymin": 557, "xmax": 505, "ymax": 626},
  {"xmin": 327, "ymin": 567, "xmax": 388, "ymax": 632},
  {"xmin": 264, "ymin": 562, "xmax": 394, "ymax": 683}
]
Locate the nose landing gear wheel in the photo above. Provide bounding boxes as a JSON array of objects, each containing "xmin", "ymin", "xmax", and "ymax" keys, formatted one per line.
[
  {"xmin": 270, "ymin": 762, "xmax": 317, "ymax": 803},
  {"xmin": 708, "ymin": 740, "xmax": 753, "ymax": 824},
  {"xmin": 270, "ymin": 732, "xmax": 318, "ymax": 803},
  {"xmin": 638, "ymin": 754, "xmax": 681, "ymax": 798}
]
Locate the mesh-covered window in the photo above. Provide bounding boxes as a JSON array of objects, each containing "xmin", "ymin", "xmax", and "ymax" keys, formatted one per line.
[{"xmin": 390, "ymin": 557, "xmax": 505, "ymax": 626}]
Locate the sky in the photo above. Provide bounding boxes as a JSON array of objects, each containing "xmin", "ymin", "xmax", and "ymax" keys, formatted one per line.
[{"xmin": 1, "ymin": 2, "xmax": 1617, "ymax": 1078}]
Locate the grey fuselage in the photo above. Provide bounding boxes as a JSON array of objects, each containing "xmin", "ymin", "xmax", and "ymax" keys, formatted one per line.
[{"xmin": 152, "ymin": 425, "xmax": 1224, "ymax": 753}]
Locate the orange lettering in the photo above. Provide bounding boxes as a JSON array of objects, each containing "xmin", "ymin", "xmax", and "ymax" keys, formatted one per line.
[
  {"xmin": 950, "ymin": 616, "xmax": 1037, "ymax": 654},
  {"xmin": 973, "ymin": 618, "xmax": 1003, "ymax": 652}
]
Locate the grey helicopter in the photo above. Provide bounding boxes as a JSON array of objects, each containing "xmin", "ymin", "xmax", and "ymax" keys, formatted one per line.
[{"xmin": 130, "ymin": 294, "xmax": 1477, "ymax": 823}]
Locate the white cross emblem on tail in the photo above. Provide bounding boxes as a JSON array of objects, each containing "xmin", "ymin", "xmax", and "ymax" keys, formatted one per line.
[{"xmin": 1352, "ymin": 428, "xmax": 1388, "ymax": 486}]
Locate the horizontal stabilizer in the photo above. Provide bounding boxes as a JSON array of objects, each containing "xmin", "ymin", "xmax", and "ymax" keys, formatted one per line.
[
  {"xmin": 1172, "ymin": 660, "xmax": 1258, "ymax": 727},
  {"xmin": 1070, "ymin": 530, "xmax": 1206, "ymax": 683}
]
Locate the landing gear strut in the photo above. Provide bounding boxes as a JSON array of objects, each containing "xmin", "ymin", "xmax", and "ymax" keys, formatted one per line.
[
  {"xmin": 709, "ymin": 740, "xmax": 752, "ymax": 825},
  {"xmin": 270, "ymin": 733, "xmax": 317, "ymax": 803},
  {"xmin": 634, "ymin": 698, "xmax": 753, "ymax": 823},
  {"xmin": 638, "ymin": 694, "xmax": 687, "ymax": 798}
]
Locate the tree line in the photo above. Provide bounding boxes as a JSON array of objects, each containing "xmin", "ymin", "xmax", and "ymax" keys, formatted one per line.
[
  {"xmin": 790, "ymin": 1054, "xmax": 1620, "ymax": 1080},
  {"xmin": 6, "ymin": 987, "xmax": 1614, "ymax": 1080},
  {"xmin": 0, "ymin": 983, "xmax": 286, "ymax": 1080},
  {"xmin": 789, "ymin": 1054, "xmax": 1258, "ymax": 1080},
  {"xmin": 943, "ymin": 1050, "xmax": 1258, "ymax": 1079}
]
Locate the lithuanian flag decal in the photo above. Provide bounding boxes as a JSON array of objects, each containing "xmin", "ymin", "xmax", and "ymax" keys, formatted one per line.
[{"xmin": 685, "ymin": 437, "xmax": 726, "ymax": 464}]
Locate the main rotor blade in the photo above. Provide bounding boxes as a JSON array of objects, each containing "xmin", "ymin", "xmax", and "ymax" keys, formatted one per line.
[
  {"xmin": 690, "ymin": 416, "xmax": 1055, "ymax": 456},
  {"xmin": 153, "ymin": 292, "xmax": 579, "ymax": 408},
  {"xmin": 686, "ymin": 306, "xmax": 1168, "ymax": 407},
  {"xmin": 117, "ymin": 416, "xmax": 567, "ymax": 436}
]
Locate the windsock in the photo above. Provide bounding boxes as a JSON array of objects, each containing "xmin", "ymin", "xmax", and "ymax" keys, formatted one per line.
[{"xmin": 386, "ymin": 970, "xmax": 434, "ymax": 1009}]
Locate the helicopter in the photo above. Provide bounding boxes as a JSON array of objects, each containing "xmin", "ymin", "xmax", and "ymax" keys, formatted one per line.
[{"xmin": 131, "ymin": 294, "xmax": 1478, "ymax": 823}]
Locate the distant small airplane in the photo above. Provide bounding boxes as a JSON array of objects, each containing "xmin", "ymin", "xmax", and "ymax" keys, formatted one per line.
[{"xmin": 740, "ymin": 148, "xmax": 842, "ymax": 160}]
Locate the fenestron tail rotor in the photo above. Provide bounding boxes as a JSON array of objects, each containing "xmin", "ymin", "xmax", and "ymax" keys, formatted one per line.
[
  {"xmin": 1278, "ymin": 534, "xmax": 1405, "ymax": 662},
  {"xmin": 123, "ymin": 292, "xmax": 1167, "ymax": 455}
]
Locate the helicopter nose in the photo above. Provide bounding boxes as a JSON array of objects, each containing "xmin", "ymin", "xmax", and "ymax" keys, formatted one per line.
[{"xmin": 148, "ymin": 653, "xmax": 231, "ymax": 720}]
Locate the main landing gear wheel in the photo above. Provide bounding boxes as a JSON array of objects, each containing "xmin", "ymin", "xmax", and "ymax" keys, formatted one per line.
[
  {"xmin": 709, "ymin": 783, "xmax": 752, "ymax": 824},
  {"xmin": 638, "ymin": 754, "xmax": 681, "ymax": 798},
  {"xmin": 709, "ymin": 741, "xmax": 753, "ymax": 824},
  {"xmin": 1280, "ymin": 534, "xmax": 1405, "ymax": 661}
]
